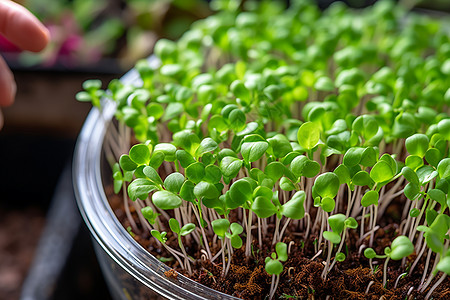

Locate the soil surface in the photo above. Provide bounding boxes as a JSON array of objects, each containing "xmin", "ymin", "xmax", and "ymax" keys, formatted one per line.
[{"xmin": 108, "ymin": 187, "xmax": 450, "ymax": 300}]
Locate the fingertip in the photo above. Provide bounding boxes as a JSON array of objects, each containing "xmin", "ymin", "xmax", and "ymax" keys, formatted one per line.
[
  {"xmin": 0, "ymin": 56, "xmax": 16, "ymax": 107},
  {"xmin": 28, "ymin": 24, "xmax": 50, "ymax": 53},
  {"xmin": 0, "ymin": 108, "xmax": 3, "ymax": 130},
  {"xmin": 0, "ymin": 1, "xmax": 51, "ymax": 52}
]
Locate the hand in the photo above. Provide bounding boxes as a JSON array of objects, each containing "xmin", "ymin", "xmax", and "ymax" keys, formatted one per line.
[{"xmin": 0, "ymin": 0, "xmax": 50, "ymax": 128}]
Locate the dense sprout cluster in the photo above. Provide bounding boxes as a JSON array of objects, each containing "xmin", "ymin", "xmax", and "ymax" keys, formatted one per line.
[{"xmin": 78, "ymin": 0, "xmax": 450, "ymax": 298}]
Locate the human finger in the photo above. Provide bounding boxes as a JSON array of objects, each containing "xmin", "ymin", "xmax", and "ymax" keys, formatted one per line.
[
  {"xmin": 0, "ymin": 0, "xmax": 50, "ymax": 52},
  {"xmin": 0, "ymin": 54, "xmax": 15, "ymax": 107},
  {"xmin": 0, "ymin": 108, "xmax": 3, "ymax": 130}
]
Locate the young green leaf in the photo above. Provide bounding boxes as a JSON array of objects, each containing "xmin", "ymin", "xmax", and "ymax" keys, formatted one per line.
[
  {"xmin": 180, "ymin": 223, "xmax": 196, "ymax": 236},
  {"xmin": 335, "ymin": 252, "xmax": 346, "ymax": 262},
  {"xmin": 387, "ymin": 236, "xmax": 414, "ymax": 260},
  {"xmin": 241, "ymin": 141, "xmax": 269, "ymax": 163},
  {"xmin": 185, "ymin": 162, "xmax": 206, "ymax": 184},
  {"xmin": 265, "ymin": 258, "xmax": 283, "ymax": 276},
  {"xmin": 281, "ymin": 191, "xmax": 306, "ymax": 219},
  {"xmin": 176, "ymin": 150, "xmax": 196, "ymax": 168},
  {"xmin": 370, "ymin": 160, "xmax": 394, "ymax": 183},
  {"xmin": 196, "ymin": 138, "xmax": 218, "ymax": 157},
  {"xmin": 323, "ymin": 231, "xmax": 341, "ymax": 244},
  {"xmin": 143, "ymin": 166, "xmax": 164, "ymax": 185},
  {"xmin": 194, "ymin": 181, "xmax": 220, "ymax": 199},
  {"xmin": 164, "ymin": 172, "xmax": 185, "ymax": 194},
  {"xmin": 211, "ymin": 218, "xmax": 230, "ymax": 239},
  {"xmin": 328, "ymin": 214, "xmax": 346, "ymax": 236},
  {"xmin": 179, "ymin": 180, "xmax": 196, "ymax": 203},
  {"xmin": 401, "ymin": 166, "xmax": 419, "ymax": 185},
  {"xmin": 128, "ymin": 178, "xmax": 158, "ymax": 201},
  {"xmin": 314, "ymin": 172, "xmax": 340, "ymax": 198},
  {"xmin": 364, "ymin": 248, "xmax": 377, "ymax": 259},
  {"xmin": 169, "ymin": 218, "xmax": 181, "ymax": 234},
  {"xmin": 141, "ymin": 206, "xmax": 160, "ymax": 225},
  {"xmin": 220, "ymin": 156, "xmax": 243, "ymax": 178},
  {"xmin": 251, "ymin": 196, "xmax": 277, "ymax": 218},
  {"xmin": 297, "ymin": 122, "xmax": 320, "ymax": 150},
  {"xmin": 265, "ymin": 162, "xmax": 286, "ymax": 182},
  {"xmin": 227, "ymin": 179, "xmax": 253, "ymax": 209},
  {"xmin": 229, "ymin": 223, "xmax": 244, "ymax": 249},
  {"xmin": 436, "ymin": 256, "xmax": 450, "ymax": 275},
  {"xmin": 129, "ymin": 144, "xmax": 151, "ymax": 165},
  {"xmin": 405, "ymin": 134, "xmax": 429, "ymax": 157},
  {"xmin": 151, "ymin": 230, "xmax": 168, "ymax": 244},
  {"xmin": 361, "ymin": 190, "xmax": 379, "ymax": 207},
  {"xmin": 119, "ymin": 154, "xmax": 138, "ymax": 172},
  {"xmin": 152, "ymin": 191, "xmax": 182, "ymax": 210},
  {"xmin": 437, "ymin": 158, "xmax": 450, "ymax": 179}
]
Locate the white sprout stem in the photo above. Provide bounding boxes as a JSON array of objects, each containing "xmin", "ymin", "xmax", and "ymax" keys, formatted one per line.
[
  {"xmin": 206, "ymin": 206, "xmax": 217, "ymax": 236},
  {"xmin": 154, "ymin": 202, "xmax": 171, "ymax": 222},
  {"xmin": 272, "ymin": 216, "xmax": 281, "ymax": 245},
  {"xmin": 258, "ymin": 217, "xmax": 263, "ymax": 250},
  {"xmin": 394, "ymin": 272, "xmax": 407, "ymax": 289},
  {"xmin": 191, "ymin": 203, "xmax": 212, "ymax": 260},
  {"xmin": 211, "ymin": 245, "xmax": 224, "ymax": 263},
  {"xmin": 162, "ymin": 243, "xmax": 186, "ymax": 270},
  {"xmin": 246, "ymin": 209, "xmax": 253, "ymax": 256},
  {"xmin": 420, "ymin": 271, "xmax": 436, "ymax": 294},
  {"xmin": 328, "ymin": 229, "xmax": 347, "ymax": 273},
  {"xmin": 368, "ymin": 258, "xmax": 374, "ymax": 272},
  {"xmin": 365, "ymin": 281, "xmax": 375, "ymax": 294},
  {"xmin": 334, "ymin": 185, "xmax": 342, "ymax": 215},
  {"xmin": 415, "ymin": 230, "xmax": 425, "ymax": 257},
  {"xmin": 409, "ymin": 237, "xmax": 427, "ymax": 274},
  {"xmin": 317, "ymin": 211, "xmax": 327, "ymax": 253},
  {"xmin": 123, "ymin": 183, "xmax": 139, "ymax": 233},
  {"xmin": 145, "ymin": 200, "xmax": 162, "ymax": 231},
  {"xmin": 425, "ymin": 273, "xmax": 447, "ymax": 299},
  {"xmin": 312, "ymin": 206, "xmax": 322, "ymax": 240},
  {"xmin": 401, "ymin": 201, "xmax": 415, "ymax": 237},
  {"xmin": 383, "ymin": 257, "xmax": 390, "ymax": 288},
  {"xmin": 269, "ymin": 274, "xmax": 280, "ymax": 300},
  {"xmin": 321, "ymin": 240, "xmax": 333, "ymax": 280},
  {"xmin": 311, "ymin": 249, "xmax": 323, "ymax": 261},
  {"xmin": 358, "ymin": 226, "xmax": 380, "ymax": 245},
  {"xmin": 369, "ymin": 205, "xmax": 378, "ymax": 248},
  {"xmin": 420, "ymin": 246, "xmax": 444, "ymax": 293},
  {"xmin": 350, "ymin": 186, "xmax": 363, "ymax": 218},
  {"xmin": 401, "ymin": 197, "xmax": 413, "ymax": 222},
  {"xmin": 279, "ymin": 218, "xmax": 291, "ymax": 242},
  {"xmin": 220, "ymin": 239, "xmax": 226, "ymax": 277},
  {"xmin": 409, "ymin": 197, "xmax": 428, "ymax": 241},
  {"xmin": 345, "ymin": 185, "xmax": 353, "ymax": 217},
  {"xmin": 262, "ymin": 217, "xmax": 268, "ymax": 237},
  {"xmin": 224, "ymin": 239, "xmax": 232, "ymax": 277},
  {"xmin": 377, "ymin": 177, "xmax": 405, "ymax": 220},
  {"xmin": 135, "ymin": 200, "xmax": 153, "ymax": 234},
  {"xmin": 360, "ymin": 207, "xmax": 366, "ymax": 243},
  {"xmin": 184, "ymin": 205, "xmax": 201, "ymax": 245},
  {"xmin": 105, "ymin": 124, "xmax": 122, "ymax": 158},
  {"xmin": 304, "ymin": 212, "xmax": 311, "ymax": 241},
  {"xmin": 420, "ymin": 248, "xmax": 433, "ymax": 288},
  {"xmin": 178, "ymin": 236, "xmax": 193, "ymax": 275}
]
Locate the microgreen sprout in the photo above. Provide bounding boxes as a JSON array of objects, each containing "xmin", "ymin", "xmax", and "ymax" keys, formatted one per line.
[
  {"xmin": 265, "ymin": 242, "xmax": 288, "ymax": 300},
  {"xmin": 77, "ymin": 0, "xmax": 450, "ymax": 297},
  {"xmin": 364, "ymin": 236, "xmax": 414, "ymax": 287}
]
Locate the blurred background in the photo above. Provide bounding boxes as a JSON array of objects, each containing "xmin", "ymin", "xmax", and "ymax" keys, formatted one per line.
[{"xmin": 0, "ymin": 1, "xmax": 449, "ymax": 300}]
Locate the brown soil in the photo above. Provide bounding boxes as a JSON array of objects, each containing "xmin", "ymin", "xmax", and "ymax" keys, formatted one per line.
[
  {"xmin": 0, "ymin": 207, "xmax": 45, "ymax": 300},
  {"xmin": 108, "ymin": 187, "xmax": 450, "ymax": 300}
]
